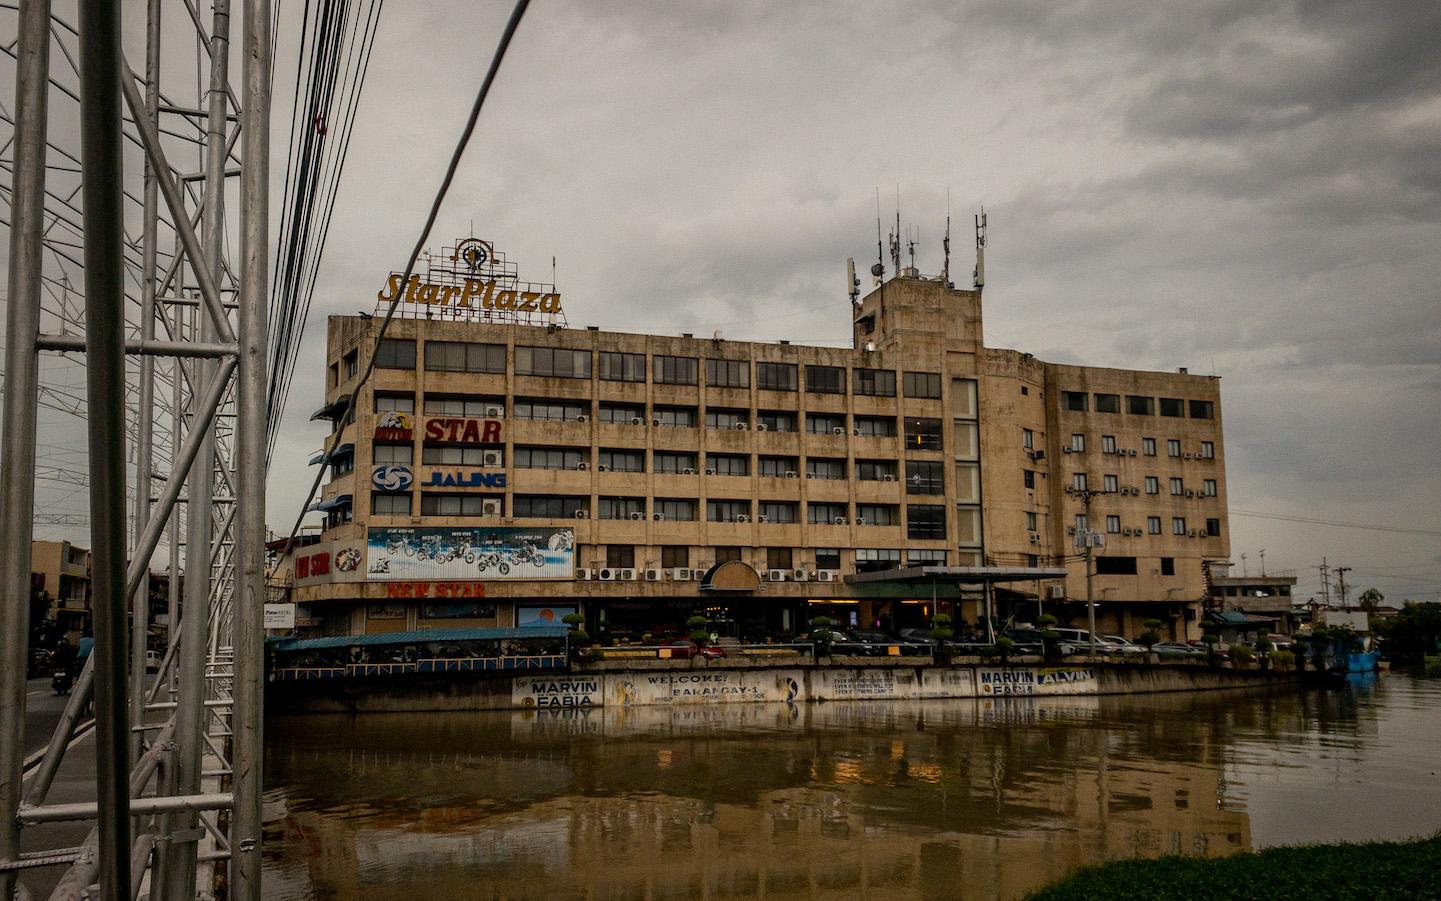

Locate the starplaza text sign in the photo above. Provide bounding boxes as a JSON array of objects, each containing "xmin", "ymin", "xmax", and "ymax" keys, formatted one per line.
[{"xmin": 378, "ymin": 274, "xmax": 562, "ymax": 314}]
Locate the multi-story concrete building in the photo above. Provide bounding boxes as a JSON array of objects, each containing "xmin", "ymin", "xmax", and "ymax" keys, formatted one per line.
[
  {"xmin": 30, "ymin": 540, "xmax": 92, "ymax": 634},
  {"xmin": 286, "ymin": 239, "xmax": 1228, "ymax": 643}
]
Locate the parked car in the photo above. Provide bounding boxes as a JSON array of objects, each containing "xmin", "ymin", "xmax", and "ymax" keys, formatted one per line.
[
  {"xmin": 849, "ymin": 629, "xmax": 931, "ymax": 655},
  {"xmin": 659, "ymin": 639, "xmax": 725, "ymax": 660},
  {"xmin": 1152, "ymin": 641, "xmax": 1207, "ymax": 656},
  {"xmin": 1097, "ymin": 634, "xmax": 1147, "ymax": 655},
  {"xmin": 996, "ymin": 629, "xmax": 1047, "ymax": 656}
]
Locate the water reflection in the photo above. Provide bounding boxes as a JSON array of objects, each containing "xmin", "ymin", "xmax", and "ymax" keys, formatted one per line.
[{"xmin": 262, "ymin": 674, "xmax": 1441, "ymax": 900}]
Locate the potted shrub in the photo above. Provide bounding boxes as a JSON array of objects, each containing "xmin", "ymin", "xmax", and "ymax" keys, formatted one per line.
[
  {"xmin": 562, "ymin": 613, "xmax": 589, "ymax": 659},
  {"xmin": 1036, "ymin": 614, "xmax": 1062, "ymax": 662},
  {"xmin": 1139, "ymin": 618, "xmax": 1164, "ymax": 655},
  {"xmin": 810, "ymin": 615, "xmax": 836, "ymax": 659},
  {"xmin": 930, "ymin": 613, "xmax": 955, "ymax": 663}
]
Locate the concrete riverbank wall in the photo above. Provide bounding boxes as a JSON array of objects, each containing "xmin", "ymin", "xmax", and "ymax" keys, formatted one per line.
[{"xmin": 268, "ymin": 656, "xmax": 1298, "ymax": 715}]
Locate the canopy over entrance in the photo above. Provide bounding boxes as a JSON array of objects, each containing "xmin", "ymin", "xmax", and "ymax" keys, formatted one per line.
[{"xmin": 843, "ymin": 565, "xmax": 1068, "ymax": 586}]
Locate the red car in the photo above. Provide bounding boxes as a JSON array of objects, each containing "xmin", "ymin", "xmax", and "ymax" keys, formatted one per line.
[{"xmin": 659, "ymin": 639, "xmax": 726, "ymax": 659}]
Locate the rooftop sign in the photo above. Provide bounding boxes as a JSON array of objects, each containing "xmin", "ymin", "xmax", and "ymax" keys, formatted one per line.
[{"xmin": 376, "ymin": 237, "xmax": 566, "ymax": 327}]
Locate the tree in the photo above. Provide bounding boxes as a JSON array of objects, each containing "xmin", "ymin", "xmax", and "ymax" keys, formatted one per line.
[
  {"xmin": 1358, "ymin": 588, "xmax": 1384, "ymax": 613},
  {"xmin": 1380, "ymin": 602, "xmax": 1441, "ymax": 662},
  {"xmin": 1139, "ymin": 618, "xmax": 1164, "ymax": 649}
]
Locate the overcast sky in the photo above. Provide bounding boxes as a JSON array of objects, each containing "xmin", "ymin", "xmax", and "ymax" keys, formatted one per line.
[{"xmin": 13, "ymin": 1, "xmax": 1440, "ymax": 607}]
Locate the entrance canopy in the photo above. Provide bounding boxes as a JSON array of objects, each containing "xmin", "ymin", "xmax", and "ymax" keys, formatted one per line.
[{"xmin": 844, "ymin": 565, "xmax": 1068, "ymax": 587}]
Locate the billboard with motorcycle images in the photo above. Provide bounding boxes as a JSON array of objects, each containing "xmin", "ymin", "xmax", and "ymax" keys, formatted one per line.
[{"xmin": 366, "ymin": 526, "xmax": 574, "ymax": 581}]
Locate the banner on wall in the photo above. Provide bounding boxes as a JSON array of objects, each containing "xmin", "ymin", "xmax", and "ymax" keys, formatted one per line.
[
  {"xmin": 290, "ymin": 539, "xmax": 367, "ymax": 587},
  {"xmin": 366, "ymin": 526, "xmax": 574, "ymax": 581},
  {"xmin": 517, "ymin": 606, "xmax": 576, "ymax": 628}
]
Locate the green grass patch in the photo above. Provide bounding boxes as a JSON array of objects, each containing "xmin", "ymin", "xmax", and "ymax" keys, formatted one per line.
[{"xmin": 1022, "ymin": 834, "xmax": 1441, "ymax": 901}]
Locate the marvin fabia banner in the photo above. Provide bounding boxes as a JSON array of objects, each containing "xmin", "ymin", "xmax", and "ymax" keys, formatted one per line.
[{"xmin": 366, "ymin": 526, "xmax": 575, "ymax": 581}]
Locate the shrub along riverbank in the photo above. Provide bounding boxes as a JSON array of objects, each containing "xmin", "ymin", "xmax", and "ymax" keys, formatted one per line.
[{"xmin": 1021, "ymin": 834, "xmax": 1441, "ymax": 901}]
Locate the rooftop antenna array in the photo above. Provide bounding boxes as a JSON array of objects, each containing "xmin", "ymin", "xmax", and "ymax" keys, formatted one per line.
[
  {"xmin": 872, "ymin": 190, "xmax": 886, "ymax": 284},
  {"xmin": 847, "ymin": 258, "xmax": 860, "ymax": 304},
  {"xmin": 889, "ymin": 198, "xmax": 902, "ymax": 275},
  {"xmin": 942, "ymin": 190, "xmax": 952, "ymax": 287},
  {"xmin": 973, "ymin": 206, "xmax": 987, "ymax": 289}
]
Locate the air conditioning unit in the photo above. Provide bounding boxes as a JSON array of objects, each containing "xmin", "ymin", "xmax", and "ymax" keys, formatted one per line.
[
  {"xmin": 575, "ymin": 414, "xmax": 588, "ymax": 423},
  {"xmin": 481, "ymin": 499, "xmax": 502, "ymax": 517},
  {"xmin": 854, "ymin": 517, "xmax": 866, "ymax": 526},
  {"xmin": 671, "ymin": 567, "xmax": 691, "ymax": 581},
  {"xmin": 691, "ymin": 569, "xmax": 706, "ymax": 581},
  {"xmin": 1184, "ymin": 453, "xmax": 1193, "ymax": 460},
  {"xmin": 1049, "ymin": 585, "xmax": 1065, "ymax": 599},
  {"xmin": 853, "ymin": 428, "xmax": 862, "ymax": 436},
  {"xmin": 1186, "ymin": 490, "xmax": 1195, "ymax": 498},
  {"xmin": 1120, "ymin": 487, "xmax": 1130, "ymax": 495},
  {"xmin": 1065, "ymin": 486, "xmax": 1075, "ymax": 494},
  {"xmin": 574, "ymin": 509, "xmax": 589, "ymax": 519},
  {"xmin": 881, "ymin": 474, "xmax": 896, "ymax": 482},
  {"xmin": 784, "ymin": 471, "xmax": 798, "ymax": 478},
  {"xmin": 575, "ymin": 568, "xmax": 592, "ymax": 581},
  {"xmin": 1029, "ymin": 534, "xmax": 1040, "ymax": 542},
  {"xmin": 736, "ymin": 514, "xmax": 750, "ymax": 523},
  {"xmin": 1188, "ymin": 529, "xmax": 1197, "ymax": 537},
  {"xmin": 833, "ymin": 516, "xmax": 847, "ymax": 525},
  {"xmin": 805, "ymin": 472, "xmax": 815, "ymax": 478},
  {"xmin": 619, "ymin": 568, "xmax": 638, "ymax": 581},
  {"xmin": 1066, "ymin": 526, "xmax": 1077, "ymax": 535},
  {"xmin": 1123, "ymin": 528, "xmax": 1133, "ymax": 536},
  {"xmin": 653, "ymin": 513, "xmax": 665, "ymax": 521},
  {"xmin": 704, "ymin": 468, "xmax": 716, "ymax": 475},
  {"xmin": 484, "ymin": 405, "xmax": 504, "ymax": 418},
  {"xmin": 576, "ymin": 461, "xmax": 589, "ymax": 471},
  {"xmin": 792, "ymin": 568, "xmax": 810, "ymax": 582},
  {"xmin": 599, "ymin": 568, "xmax": 616, "ymax": 581},
  {"xmin": 757, "ymin": 514, "xmax": 770, "ymax": 524},
  {"xmin": 1063, "ymin": 447, "xmax": 1073, "ymax": 454},
  {"xmin": 734, "ymin": 422, "xmax": 749, "ymax": 430},
  {"xmin": 769, "ymin": 569, "xmax": 789, "ymax": 582},
  {"xmin": 629, "ymin": 511, "xmax": 645, "ymax": 521},
  {"xmin": 755, "ymin": 423, "xmax": 768, "ymax": 432},
  {"xmin": 1128, "ymin": 449, "xmax": 1137, "ymax": 456},
  {"xmin": 644, "ymin": 569, "xmax": 663, "ymax": 582},
  {"xmin": 631, "ymin": 417, "xmax": 645, "ymax": 426},
  {"xmin": 832, "ymin": 427, "xmax": 846, "ymax": 436},
  {"xmin": 818, "ymin": 570, "xmax": 839, "ymax": 583},
  {"xmin": 482, "ymin": 449, "xmax": 503, "ymax": 467},
  {"xmin": 597, "ymin": 464, "xmax": 610, "ymax": 472},
  {"xmin": 681, "ymin": 468, "xmax": 696, "ymax": 475}
]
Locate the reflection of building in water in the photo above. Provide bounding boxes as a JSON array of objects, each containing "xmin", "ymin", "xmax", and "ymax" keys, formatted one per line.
[{"xmin": 263, "ymin": 699, "xmax": 1250, "ymax": 899}]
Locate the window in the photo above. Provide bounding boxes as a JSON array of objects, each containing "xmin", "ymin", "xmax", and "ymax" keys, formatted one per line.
[
  {"xmin": 907, "ymin": 504, "xmax": 945, "ymax": 539},
  {"xmin": 807, "ymin": 413, "xmax": 844, "ymax": 434},
  {"xmin": 707, "ymin": 500, "xmax": 750, "ymax": 522},
  {"xmin": 1106, "ymin": 515, "xmax": 1121, "ymax": 534},
  {"xmin": 903, "ymin": 371, "xmax": 941, "ymax": 398},
  {"xmin": 1127, "ymin": 395, "xmax": 1154, "ymax": 416},
  {"xmin": 1173, "ymin": 517, "xmax": 1187, "ymax": 535},
  {"xmin": 421, "ymin": 446, "xmax": 489, "ymax": 466},
  {"xmin": 421, "ymin": 494, "xmax": 497, "ymax": 517},
  {"xmin": 1074, "ymin": 514, "xmax": 1089, "ymax": 532},
  {"xmin": 373, "ymin": 444, "xmax": 413, "ymax": 465},
  {"xmin": 707, "ymin": 454, "xmax": 749, "ymax": 476},
  {"xmin": 808, "ymin": 502, "xmax": 847, "ymax": 524},
  {"xmin": 600, "ymin": 449, "xmax": 646, "ymax": 473},
  {"xmin": 854, "ymin": 416, "xmax": 896, "ymax": 437},
  {"xmin": 599, "ymin": 352, "xmax": 645, "ymax": 382},
  {"xmin": 1101, "ymin": 435, "xmax": 1117, "ymax": 454},
  {"xmin": 1148, "ymin": 516, "xmax": 1161, "ymax": 535},
  {"xmin": 1094, "ymin": 393, "xmax": 1120, "ymax": 414},
  {"xmin": 1070, "ymin": 434, "xmax": 1086, "ymax": 452},
  {"xmin": 1022, "ymin": 428, "xmax": 1034, "ymax": 450},
  {"xmin": 706, "ymin": 409, "xmax": 749, "ymax": 430},
  {"xmin": 856, "ymin": 504, "xmax": 897, "ymax": 526},
  {"xmin": 1168, "ymin": 439, "xmax": 1182, "ymax": 458},
  {"xmin": 654, "ymin": 355, "xmax": 698, "ymax": 385},
  {"xmin": 714, "ymin": 547, "xmax": 743, "ymax": 564},
  {"xmin": 513, "ymin": 399, "xmax": 587, "ymax": 422},
  {"xmin": 1189, "ymin": 400, "xmax": 1214, "ymax": 420},
  {"xmin": 1200, "ymin": 441, "xmax": 1215, "ymax": 459},
  {"xmin": 652, "ymin": 452, "xmax": 696, "ymax": 474},
  {"xmin": 908, "ymin": 549, "xmax": 946, "ymax": 565},
  {"xmin": 372, "ymin": 493, "xmax": 411, "ymax": 515},
  {"xmin": 1024, "ymin": 470, "xmax": 1036, "ymax": 489},
  {"xmin": 344, "ymin": 351, "xmax": 358, "ymax": 379},
  {"xmin": 425, "ymin": 341, "xmax": 506, "ymax": 373},
  {"xmin": 653, "ymin": 406, "xmax": 697, "ymax": 428},
  {"xmin": 512, "ymin": 495, "xmax": 587, "ymax": 518},
  {"xmin": 756, "ymin": 362, "xmax": 797, "ymax": 391},
  {"xmin": 514, "ymin": 447, "xmax": 584, "ymax": 470},
  {"xmin": 1026, "ymin": 511, "xmax": 1039, "ymax": 531},
  {"xmin": 805, "ymin": 365, "xmax": 845, "ymax": 394},
  {"xmin": 854, "ymin": 460, "xmax": 897, "ymax": 481},
  {"xmin": 705, "ymin": 359, "xmax": 749, "ymax": 388},
  {"xmin": 599, "ymin": 403, "xmax": 645, "ymax": 424},
  {"xmin": 807, "ymin": 458, "xmax": 845, "ymax": 480},
  {"xmin": 598, "ymin": 497, "xmax": 645, "ymax": 520},
  {"xmin": 1142, "ymin": 437, "xmax": 1156, "ymax": 456},
  {"xmin": 1145, "ymin": 476, "xmax": 1159, "ymax": 494},
  {"xmin": 904, "ymin": 417, "xmax": 943, "ymax": 450},
  {"xmin": 1096, "ymin": 556, "xmax": 1137, "ymax": 575},
  {"xmin": 424, "ymin": 396, "xmax": 503, "ymax": 417},
  {"xmin": 330, "ymin": 450, "xmax": 355, "ymax": 477},
  {"xmin": 814, "ymin": 548, "xmax": 841, "ymax": 570},
  {"xmin": 515, "ymin": 346, "xmax": 591, "ymax": 378},
  {"xmin": 759, "ymin": 502, "xmax": 797, "ymax": 523},
  {"xmin": 767, "ymin": 547, "xmax": 794, "ymax": 570},
  {"xmin": 1160, "ymin": 397, "xmax": 1184, "ymax": 418},
  {"xmin": 1062, "ymin": 391, "xmax": 1088, "ymax": 412},
  {"xmin": 375, "ymin": 338, "xmax": 415, "ymax": 369},
  {"xmin": 852, "ymin": 368, "xmax": 896, "ymax": 397},
  {"xmin": 655, "ymin": 499, "xmax": 697, "ymax": 522},
  {"xmin": 1170, "ymin": 477, "xmax": 1184, "ymax": 495},
  {"xmin": 1103, "ymin": 474, "xmax": 1118, "ymax": 493},
  {"xmin": 375, "ymin": 394, "xmax": 414, "ymax": 414},
  {"xmin": 905, "ymin": 460, "xmax": 944, "ymax": 494},
  {"xmin": 1203, "ymin": 479, "xmax": 1217, "ymax": 497},
  {"xmin": 1161, "ymin": 557, "xmax": 1175, "ymax": 576},
  {"xmin": 1206, "ymin": 518, "xmax": 1221, "ymax": 537},
  {"xmin": 606, "ymin": 546, "xmax": 636, "ymax": 569},
  {"xmin": 855, "ymin": 548, "xmax": 901, "ymax": 573},
  {"xmin": 1073, "ymin": 473, "xmax": 1088, "ymax": 491},
  {"xmin": 661, "ymin": 546, "xmax": 690, "ymax": 568},
  {"xmin": 757, "ymin": 456, "xmax": 799, "ymax": 478},
  {"xmin": 756, "ymin": 410, "xmax": 797, "ymax": 432}
]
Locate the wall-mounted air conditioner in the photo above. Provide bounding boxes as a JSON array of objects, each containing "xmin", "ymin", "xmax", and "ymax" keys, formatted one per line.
[
  {"xmin": 576, "ymin": 461, "xmax": 589, "ymax": 471},
  {"xmin": 681, "ymin": 468, "xmax": 696, "ymax": 475},
  {"xmin": 484, "ymin": 405, "xmax": 504, "ymax": 418},
  {"xmin": 817, "ymin": 570, "xmax": 839, "ymax": 582},
  {"xmin": 881, "ymin": 474, "xmax": 896, "ymax": 482},
  {"xmin": 629, "ymin": 511, "xmax": 645, "ymax": 521},
  {"xmin": 481, "ymin": 499, "xmax": 502, "ymax": 517},
  {"xmin": 735, "ymin": 514, "xmax": 750, "ymax": 523},
  {"xmin": 792, "ymin": 568, "xmax": 811, "ymax": 582},
  {"xmin": 1029, "ymin": 534, "xmax": 1040, "ymax": 542},
  {"xmin": 482, "ymin": 450, "xmax": 503, "ymax": 467},
  {"xmin": 644, "ymin": 569, "xmax": 663, "ymax": 582},
  {"xmin": 757, "ymin": 514, "xmax": 769, "ymax": 524},
  {"xmin": 704, "ymin": 468, "xmax": 717, "ymax": 475},
  {"xmin": 805, "ymin": 472, "xmax": 815, "ymax": 478},
  {"xmin": 653, "ymin": 513, "xmax": 665, "ymax": 521},
  {"xmin": 574, "ymin": 509, "xmax": 589, "ymax": 519},
  {"xmin": 575, "ymin": 414, "xmax": 588, "ymax": 423},
  {"xmin": 599, "ymin": 568, "xmax": 616, "ymax": 581},
  {"xmin": 575, "ymin": 568, "xmax": 592, "ymax": 581},
  {"xmin": 671, "ymin": 568, "xmax": 692, "ymax": 581},
  {"xmin": 832, "ymin": 427, "xmax": 846, "ymax": 436},
  {"xmin": 853, "ymin": 428, "xmax": 862, "ymax": 436},
  {"xmin": 756, "ymin": 423, "xmax": 768, "ymax": 432},
  {"xmin": 768, "ymin": 569, "xmax": 789, "ymax": 582},
  {"xmin": 1049, "ymin": 585, "xmax": 1065, "ymax": 599},
  {"xmin": 833, "ymin": 516, "xmax": 848, "ymax": 525},
  {"xmin": 652, "ymin": 418, "xmax": 662, "ymax": 427},
  {"xmin": 784, "ymin": 471, "xmax": 798, "ymax": 478},
  {"xmin": 734, "ymin": 422, "xmax": 749, "ymax": 430},
  {"xmin": 619, "ymin": 568, "xmax": 638, "ymax": 581},
  {"xmin": 1063, "ymin": 447, "xmax": 1073, "ymax": 453},
  {"xmin": 631, "ymin": 417, "xmax": 645, "ymax": 426}
]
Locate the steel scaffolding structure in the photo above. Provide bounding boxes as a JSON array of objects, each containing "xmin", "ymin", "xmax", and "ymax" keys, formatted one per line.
[{"xmin": 1, "ymin": 0, "xmax": 269, "ymax": 898}]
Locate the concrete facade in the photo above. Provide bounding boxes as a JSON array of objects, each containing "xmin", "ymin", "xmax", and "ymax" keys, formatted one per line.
[
  {"xmin": 30, "ymin": 540, "xmax": 92, "ymax": 633},
  {"xmin": 286, "ymin": 267, "xmax": 1228, "ymax": 643}
]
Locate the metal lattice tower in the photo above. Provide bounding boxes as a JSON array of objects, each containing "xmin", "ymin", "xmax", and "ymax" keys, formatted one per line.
[{"xmin": 1, "ymin": 0, "xmax": 269, "ymax": 897}]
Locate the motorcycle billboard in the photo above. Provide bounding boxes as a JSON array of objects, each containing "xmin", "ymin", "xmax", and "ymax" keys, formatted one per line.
[{"xmin": 366, "ymin": 526, "xmax": 574, "ymax": 581}]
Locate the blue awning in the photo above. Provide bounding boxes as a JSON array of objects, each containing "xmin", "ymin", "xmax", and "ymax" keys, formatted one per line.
[
  {"xmin": 1206, "ymin": 610, "xmax": 1254, "ymax": 626},
  {"xmin": 308, "ymin": 494, "xmax": 352, "ymax": 513},
  {"xmin": 308, "ymin": 443, "xmax": 353, "ymax": 465},
  {"xmin": 270, "ymin": 626, "xmax": 570, "ymax": 652}
]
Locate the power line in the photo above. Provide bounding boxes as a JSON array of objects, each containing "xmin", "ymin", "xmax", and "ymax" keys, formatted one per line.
[{"xmin": 1230, "ymin": 508, "xmax": 1441, "ymax": 537}]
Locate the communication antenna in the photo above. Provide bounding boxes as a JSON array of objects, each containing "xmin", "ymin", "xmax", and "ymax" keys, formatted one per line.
[
  {"xmin": 973, "ymin": 206, "xmax": 987, "ymax": 288},
  {"xmin": 942, "ymin": 190, "xmax": 951, "ymax": 287},
  {"xmin": 873, "ymin": 190, "xmax": 885, "ymax": 284},
  {"xmin": 846, "ymin": 258, "xmax": 860, "ymax": 304},
  {"xmin": 890, "ymin": 201, "xmax": 901, "ymax": 274},
  {"xmin": 907, "ymin": 225, "xmax": 917, "ymax": 271}
]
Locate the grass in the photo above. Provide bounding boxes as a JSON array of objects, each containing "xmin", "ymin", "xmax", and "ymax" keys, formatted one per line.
[{"xmin": 1021, "ymin": 834, "xmax": 1441, "ymax": 901}]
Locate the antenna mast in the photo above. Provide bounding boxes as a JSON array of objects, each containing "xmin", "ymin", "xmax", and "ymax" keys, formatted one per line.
[
  {"xmin": 873, "ymin": 190, "xmax": 885, "ymax": 284},
  {"xmin": 973, "ymin": 206, "xmax": 987, "ymax": 288}
]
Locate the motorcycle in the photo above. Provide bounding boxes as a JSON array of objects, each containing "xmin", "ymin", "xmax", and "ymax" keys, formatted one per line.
[{"xmin": 52, "ymin": 667, "xmax": 73, "ymax": 695}]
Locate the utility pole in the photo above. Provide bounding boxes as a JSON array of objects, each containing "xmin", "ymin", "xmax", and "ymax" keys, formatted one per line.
[
  {"xmin": 1071, "ymin": 487, "xmax": 1110, "ymax": 654},
  {"xmin": 1336, "ymin": 567, "xmax": 1351, "ymax": 612},
  {"xmin": 1319, "ymin": 558, "xmax": 1331, "ymax": 607}
]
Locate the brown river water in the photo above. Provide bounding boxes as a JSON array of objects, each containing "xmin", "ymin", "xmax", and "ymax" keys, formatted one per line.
[{"xmin": 261, "ymin": 671, "xmax": 1441, "ymax": 900}]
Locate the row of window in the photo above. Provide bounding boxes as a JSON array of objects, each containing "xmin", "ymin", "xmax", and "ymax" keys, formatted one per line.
[
  {"xmin": 1063, "ymin": 434, "xmax": 1215, "ymax": 459},
  {"xmin": 598, "ymin": 545, "xmax": 948, "ymax": 573},
  {"xmin": 1061, "ymin": 391, "xmax": 1216, "ymax": 420},
  {"xmin": 368, "ymin": 338, "xmax": 944, "ymax": 398},
  {"xmin": 1072, "ymin": 513, "xmax": 1222, "ymax": 537},
  {"xmin": 1068, "ymin": 473, "xmax": 1219, "ymax": 496}
]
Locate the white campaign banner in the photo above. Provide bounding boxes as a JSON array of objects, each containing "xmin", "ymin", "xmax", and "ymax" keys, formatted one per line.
[
  {"xmin": 976, "ymin": 666, "xmax": 1098, "ymax": 696},
  {"xmin": 809, "ymin": 667, "xmax": 922, "ymax": 701},
  {"xmin": 607, "ymin": 669, "xmax": 806, "ymax": 707}
]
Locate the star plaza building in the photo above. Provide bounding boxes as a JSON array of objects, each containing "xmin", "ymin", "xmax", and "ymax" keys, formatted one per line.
[{"xmin": 282, "ymin": 237, "xmax": 1229, "ymax": 643}]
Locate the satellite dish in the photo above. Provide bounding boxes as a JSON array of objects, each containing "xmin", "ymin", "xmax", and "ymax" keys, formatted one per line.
[{"xmin": 870, "ymin": 262, "xmax": 884, "ymax": 278}]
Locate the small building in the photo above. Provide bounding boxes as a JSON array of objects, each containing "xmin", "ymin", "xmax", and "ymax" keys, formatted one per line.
[
  {"xmin": 30, "ymin": 540, "xmax": 91, "ymax": 635},
  {"xmin": 1207, "ymin": 566, "xmax": 1298, "ymax": 636}
]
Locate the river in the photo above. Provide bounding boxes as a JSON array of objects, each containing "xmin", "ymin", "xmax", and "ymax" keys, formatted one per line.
[{"xmin": 260, "ymin": 671, "xmax": 1441, "ymax": 900}]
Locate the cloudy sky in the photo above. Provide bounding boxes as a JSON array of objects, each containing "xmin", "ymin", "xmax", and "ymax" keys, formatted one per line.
[{"xmin": 13, "ymin": 1, "xmax": 1440, "ymax": 606}]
